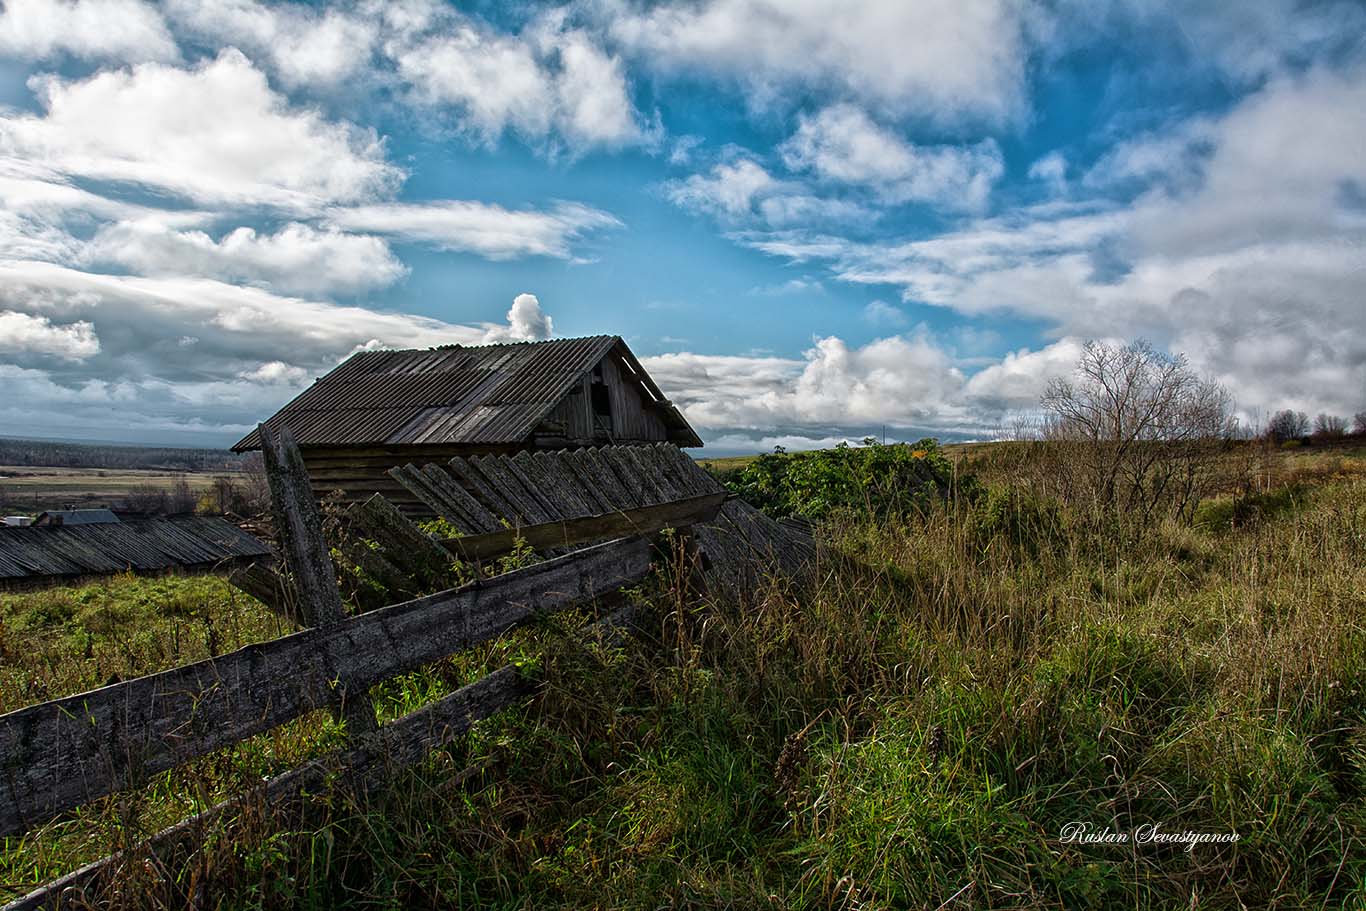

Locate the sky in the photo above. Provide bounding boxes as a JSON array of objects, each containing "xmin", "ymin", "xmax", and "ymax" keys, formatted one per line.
[{"xmin": 0, "ymin": 0, "xmax": 1362, "ymax": 454}]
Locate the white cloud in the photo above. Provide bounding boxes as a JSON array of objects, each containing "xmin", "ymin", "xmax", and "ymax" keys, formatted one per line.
[
  {"xmin": 0, "ymin": 0, "xmax": 177, "ymax": 63},
  {"xmin": 0, "ymin": 50, "xmax": 402, "ymax": 208},
  {"xmin": 0, "ymin": 310, "xmax": 100, "ymax": 359},
  {"xmin": 780, "ymin": 104, "xmax": 1004, "ymax": 210},
  {"xmin": 962, "ymin": 337, "xmax": 1090, "ymax": 410},
  {"xmin": 644, "ymin": 328, "xmax": 971, "ymax": 433},
  {"xmin": 0, "ymin": 262, "xmax": 574, "ymax": 440},
  {"xmin": 737, "ymin": 64, "xmax": 1366, "ymax": 422},
  {"xmin": 327, "ymin": 200, "xmax": 621, "ymax": 259},
  {"xmin": 391, "ymin": 9, "xmax": 647, "ymax": 150},
  {"xmin": 604, "ymin": 0, "xmax": 1035, "ymax": 125},
  {"xmin": 482, "ymin": 292, "xmax": 553, "ymax": 342},
  {"xmin": 85, "ymin": 221, "xmax": 407, "ymax": 295},
  {"xmin": 863, "ymin": 300, "xmax": 908, "ymax": 327},
  {"xmin": 1027, "ymin": 151, "xmax": 1067, "ymax": 193},
  {"xmin": 665, "ymin": 154, "xmax": 872, "ymax": 227},
  {"xmin": 165, "ymin": 0, "xmax": 377, "ymax": 89}
]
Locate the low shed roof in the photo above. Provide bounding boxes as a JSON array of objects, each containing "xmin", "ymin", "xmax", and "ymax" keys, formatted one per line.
[{"xmin": 233, "ymin": 336, "xmax": 700, "ymax": 451}]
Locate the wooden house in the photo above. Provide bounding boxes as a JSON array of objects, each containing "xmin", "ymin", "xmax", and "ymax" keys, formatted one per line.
[{"xmin": 232, "ymin": 336, "xmax": 702, "ymax": 513}]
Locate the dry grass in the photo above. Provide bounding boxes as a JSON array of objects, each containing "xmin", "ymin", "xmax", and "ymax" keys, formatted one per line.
[{"xmin": 2, "ymin": 444, "xmax": 1364, "ymax": 908}]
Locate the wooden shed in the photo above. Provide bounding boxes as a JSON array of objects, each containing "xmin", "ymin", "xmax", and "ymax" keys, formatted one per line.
[{"xmin": 232, "ymin": 335, "xmax": 703, "ymax": 513}]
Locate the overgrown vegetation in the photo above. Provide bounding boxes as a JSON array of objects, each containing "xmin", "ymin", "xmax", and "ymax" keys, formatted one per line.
[{"xmin": 3, "ymin": 433, "xmax": 1366, "ymax": 908}]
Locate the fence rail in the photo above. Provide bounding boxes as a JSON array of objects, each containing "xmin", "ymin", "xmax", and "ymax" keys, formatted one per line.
[{"xmin": 0, "ymin": 427, "xmax": 681, "ymax": 910}]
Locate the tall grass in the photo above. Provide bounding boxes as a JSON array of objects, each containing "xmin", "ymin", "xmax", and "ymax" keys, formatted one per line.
[{"xmin": 3, "ymin": 446, "xmax": 1365, "ymax": 908}]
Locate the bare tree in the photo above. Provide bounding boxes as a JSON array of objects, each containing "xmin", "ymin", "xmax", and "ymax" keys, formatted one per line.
[
  {"xmin": 1355, "ymin": 411, "xmax": 1366, "ymax": 436},
  {"xmin": 1267, "ymin": 409, "xmax": 1309, "ymax": 442},
  {"xmin": 1313, "ymin": 413, "xmax": 1347, "ymax": 439},
  {"xmin": 1040, "ymin": 339, "xmax": 1236, "ymax": 525}
]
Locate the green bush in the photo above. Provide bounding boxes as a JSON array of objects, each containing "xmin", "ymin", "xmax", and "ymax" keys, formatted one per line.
[{"xmin": 724, "ymin": 438, "xmax": 958, "ymax": 519}]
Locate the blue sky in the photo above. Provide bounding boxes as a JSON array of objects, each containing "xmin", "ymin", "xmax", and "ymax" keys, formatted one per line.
[{"xmin": 0, "ymin": 0, "xmax": 1362, "ymax": 453}]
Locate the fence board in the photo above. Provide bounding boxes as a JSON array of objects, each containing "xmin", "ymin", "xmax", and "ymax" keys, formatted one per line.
[
  {"xmin": 2, "ymin": 666, "xmax": 532, "ymax": 911},
  {"xmin": 441, "ymin": 492, "xmax": 727, "ymax": 561},
  {"xmin": 0, "ymin": 536, "xmax": 650, "ymax": 838}
]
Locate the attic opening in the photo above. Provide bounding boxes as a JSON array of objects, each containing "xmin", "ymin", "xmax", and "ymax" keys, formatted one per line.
[{"xmin": 591, "ymin": 363, "xmax": 613, "ymax": 438}]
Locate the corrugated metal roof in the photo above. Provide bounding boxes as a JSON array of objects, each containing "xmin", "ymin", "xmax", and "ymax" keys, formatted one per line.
[
  {"xmin": 233, "ymin": 335, "xmax": 701, "ymax": 451},
  {"xmin": 0, "ymin": 517, "xmax": 271, "ymax": 584}
]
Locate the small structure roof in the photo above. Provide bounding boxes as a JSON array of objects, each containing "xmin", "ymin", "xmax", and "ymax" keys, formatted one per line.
[
  {"xmin": 233, "ymin": 335, "xmax": 700, "ymax": 451},
  {"xmin": 33, "ymin": 508, "xmax": 119, "ymax": 526}
]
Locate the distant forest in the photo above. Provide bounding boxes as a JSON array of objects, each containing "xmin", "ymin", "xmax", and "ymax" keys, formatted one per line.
[{"xmin": 0, "ymin": 438, "xmax": 245, "ymax": 472}]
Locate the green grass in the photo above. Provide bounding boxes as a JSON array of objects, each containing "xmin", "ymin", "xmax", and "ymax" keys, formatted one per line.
[{"xmin": 4, "ymin": 446, "xmax": 1366, "ymax": 908}]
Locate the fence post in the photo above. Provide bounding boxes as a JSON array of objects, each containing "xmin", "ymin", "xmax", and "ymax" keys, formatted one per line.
[{"xmin": 260, "ymin": 424, "xmax": 378, "ymax": 734}]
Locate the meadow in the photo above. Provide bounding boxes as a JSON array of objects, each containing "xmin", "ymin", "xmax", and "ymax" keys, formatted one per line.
[{"xmin": 1, "ymin": 438, "xmax": 1364, "ymax": 909}]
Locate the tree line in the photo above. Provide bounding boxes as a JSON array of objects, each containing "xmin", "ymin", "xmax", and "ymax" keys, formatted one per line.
[{"xmin": 0, "ymin": 438, "xmax": 245, "ymax": 471}]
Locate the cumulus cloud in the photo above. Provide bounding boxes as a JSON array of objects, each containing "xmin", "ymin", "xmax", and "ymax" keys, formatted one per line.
[
  {"xmin": 390, "ymin": 8, "xmax": 648, "ymax": 151},
  {"xmin": 603, "ymin": 0, "xmax": 1034, "ymax": 125},
  {"xmin": 736, "ymin": 63, "xmax": 1366, "ymax": 422},
  {"xmin": 165, "ymin": 0, "xmax": 377, "ymax": 88},
  {"xmin": 85, "ymin": 221, "xmax": 407, "ymax": 296},
  {"xmin": 665, "ymin": 154, "xmax": 872, "ymax": 227},
  {"xmin": 327, "ymin": 200, "xmax": 621, "ymax": 259},
  {"xmin": 780, "ymin": 104, "xmax": 1004, "ymax": 210},
  {"xmin": 644, "ymin": 328, "xmax": 973, "ymax": 434},
  {"xmin": 0, "ymin": 310, "xmax": 100, "ymax": 360},
  {"xmin": 0, "ymin": 0, "xmax": 178, "ymax": 63},
  {"xmin": 0, "ymin": 262, "xmax": 570, "ymax": 440},
  {"xmin": 481, "ymin": 293, "xmax": 554, "ymax": 342},
  {"xmin": 0, "ymin": 50, "xmax": 402, "ymax": 208}
]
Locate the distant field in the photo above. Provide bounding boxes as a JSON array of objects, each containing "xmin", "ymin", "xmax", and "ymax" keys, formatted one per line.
[{"xmin": 0, "ymin": 466, "xmax": 237, "ymax": 513}]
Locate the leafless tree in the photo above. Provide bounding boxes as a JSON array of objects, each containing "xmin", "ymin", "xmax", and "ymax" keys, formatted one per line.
[
  {"xmin": 1039, "ymin": 339, "xmax": 1237, "ymax": 525},
  {"xmin": 1355, "ymin": 411, "xmax": 1366, "ymax": 436},
  {"xmin": 1267, "ymin": 409, "xmax": 1310, "ymax": 442},
  {"xmin": 1313, "ymin": 413, "xmax": 1347, "ymax": 439}
]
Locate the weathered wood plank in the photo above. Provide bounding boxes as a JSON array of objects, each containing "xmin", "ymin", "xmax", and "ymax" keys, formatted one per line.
[
  {"xmin": 260, "ymin": 424, "xmax": 345, "ymax": 629},
  {"xmin": 470, "ymin": 455, "xmax": 552, "ymax": 524},
  {"xmin": 261, "ymin": 425, "xmax": 378, "ymax": 735},
  {"xmin": 1, "ymin": 666, "xmax": 532, "ymax": 911},
  {"xmin": 441, "ymin": 492, "xmax": 727, "ymax": 561},
  {"xmin": 418, "ymin": 465, "xmax": 501, "ymax": 533},
  {"xmin": 386, "ymin": 464, "xmax": 468, "ymax": 526},
  {"xmin": 0, "ymin": 536, "xmax": 651, "ymax": 838},
  {"xmin": 538, "ymin": 450, "xmax": 611, "ymax": 514},
  {"xmin": 446, "ymin": 457, "xmax": 521, "ymax": 522},
  {"xmin": 502, "ymin": 453, "xmax": 565, "ymax": 520},
  {"xmin": 347, "ymin": 495, "xmax": 452, "ymax": 582}
]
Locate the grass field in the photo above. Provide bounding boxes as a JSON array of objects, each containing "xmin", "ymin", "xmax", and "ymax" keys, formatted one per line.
[
  {"xmin": 0, "ymin": 466, "xmax": 241, "ymax": 513},
  {"xmin": 2, "ymin": 440, "xmax": 1365, "ymax": 908}
]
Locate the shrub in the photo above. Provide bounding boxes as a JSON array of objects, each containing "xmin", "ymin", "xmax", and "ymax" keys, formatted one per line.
[{"xmin": 723, "ymin": 439, "xmax": 957, "ymax": 520}]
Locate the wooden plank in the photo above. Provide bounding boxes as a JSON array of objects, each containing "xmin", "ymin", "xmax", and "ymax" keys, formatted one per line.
[
  {"xmin": 261, "ymin": 425, "xmax": 345, "ymax": 629},
  {"xmin": 261, "ymin": 425, "xmax": 378, "ymax": 736},
  {"xmin": 348, "ymin": 495, "xmax": 453, "ymax": 582},
  {"xmin": 537, "ymin": 450, "xmax": 610, "ymax": 514},
  {"xmin": 386, "ymin": 464, "xmax": 466, "ymax": 526},
  {"xmin": 446, "ymin": 457, "xmax": 521, "ymax": 522},
  {"xmin": 418, "ymin": 465, "xmax": 501, "ymax": 533},
  {"xmin": 2, "ymin": 666, "xmax": 532, "ymax": 911},
  {"xmin": 441, "ymin": 492, "xmax": 727, "ymax": 561},
  {"xmin": 469, "ymin": 455, "xmax": 552, "ymax": 524},
  {"xmin": 0, "ymin": 536, "xmax": 651, "ymax": 838},
  {"xmin": 502, "ymin": 453, "xmax": 565, "ymax": 520}
]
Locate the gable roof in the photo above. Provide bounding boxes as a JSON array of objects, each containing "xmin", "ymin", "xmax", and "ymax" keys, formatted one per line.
[{"xmin": 233, "ymin": 335, "xmax": 701, "ymax": 451}]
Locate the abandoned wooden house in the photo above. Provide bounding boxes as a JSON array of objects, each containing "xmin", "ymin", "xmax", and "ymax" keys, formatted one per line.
[{"xmin": 233, "ymin": 336, "xmax": 703, "ymax": 513}]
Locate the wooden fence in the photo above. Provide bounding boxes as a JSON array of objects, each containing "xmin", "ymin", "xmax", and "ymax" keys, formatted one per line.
[{"xmin": 0, "ymin": 427, "xmax": 729, "ymax": 910}]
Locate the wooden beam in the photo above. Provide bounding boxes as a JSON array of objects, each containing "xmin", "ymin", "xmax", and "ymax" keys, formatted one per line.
[
  {"xmin": 0, "ymin": 536, "xmax": 651, "ymax": 838},
  {"xmin": 260, "ymin": 424, "xmax": 378, "ymax": 735},
  {"xmin": 1, "ymin": 666, "xmax": 532, "ymax": 911},
  {"xmin": 440, "ymin": 491, "xmax": 727, "ymax": 562}
]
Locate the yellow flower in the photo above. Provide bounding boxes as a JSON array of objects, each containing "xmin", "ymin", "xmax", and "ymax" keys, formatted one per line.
[{"xmin": 911, "ymin": 449, "xmax": 927, "ymax": 459}]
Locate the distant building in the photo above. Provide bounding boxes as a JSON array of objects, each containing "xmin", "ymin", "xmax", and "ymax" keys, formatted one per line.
[
  {"xmin": 32, "ymin": 508, "xmax": 119, "ymax": 527},
  {"xmin": 234, "ymin": 336, "xmax": 702, "ymax": 513},
  {"xmin": 3, "ymin": 516, "xmax": 32, "ymax": 527}
]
